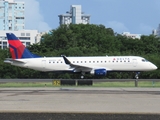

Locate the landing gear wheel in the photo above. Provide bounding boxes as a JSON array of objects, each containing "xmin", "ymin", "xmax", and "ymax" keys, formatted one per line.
[
  {"xmin": 135, "ymin": 72, "xmax": 140, "ymax": 79},
  {"xmin": 81, "ymin": 72, "xmax": 85, "ymax": 79},
  {"xmin": 135, "ymin": 75, "xmax": 139, "ymax": 79},
  {"xmin": 81, "ymin": 75, "xmax": 84, "ymax": 79}
]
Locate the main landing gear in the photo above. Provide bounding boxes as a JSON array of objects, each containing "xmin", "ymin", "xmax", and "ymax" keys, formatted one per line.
[
  {"xmin": 81, "ymin": 72, "xmax": 85, "ymax": 79},
  {"xmin": 135, "ymin": 72, "xmax": 140, "ymax": 79}
]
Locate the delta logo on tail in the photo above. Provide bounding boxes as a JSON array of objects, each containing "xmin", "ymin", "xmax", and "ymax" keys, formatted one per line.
[{"xmin": 6, "ymin": 33, "xmax": 40, "ymax": 59}]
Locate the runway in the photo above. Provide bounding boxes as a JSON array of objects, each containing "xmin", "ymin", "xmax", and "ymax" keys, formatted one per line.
[{"xmin": 0, "ymin": 87, "xmax": 160, "ymax": 113}]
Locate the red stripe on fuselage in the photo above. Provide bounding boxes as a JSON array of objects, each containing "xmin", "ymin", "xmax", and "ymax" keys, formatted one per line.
[{"xmin": 8, "ymin": 40, "xmax": 25, "ymax": 59}]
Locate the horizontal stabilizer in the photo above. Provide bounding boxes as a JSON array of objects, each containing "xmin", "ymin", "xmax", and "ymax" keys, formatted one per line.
[{"xmin": 4, "ymin": 58, "xmax": 26, "ymax": 64}]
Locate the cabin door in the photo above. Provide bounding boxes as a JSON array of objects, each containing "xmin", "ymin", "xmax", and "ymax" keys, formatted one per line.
[
  {"xmin": 42, "ymin": 60, "xmax": 46, "ymax": 69},
  {"xmin": 132, "ymin": 59, "xmax": 137, "ymax": 67}
]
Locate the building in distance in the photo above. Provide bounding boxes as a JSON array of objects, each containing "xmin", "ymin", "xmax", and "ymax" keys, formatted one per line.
[
  {"xmin": 0, "ymin": 30, "xmax": 42, "ymax": 49},
  {"xmin": 152, "ymin": 24, "xmax": 160, "ymax": 37},
  {"xmin": 0, "ymin": 0, "xmax": 25, "ymax": 31},
  {"xmin": 58, "ymin": 5, "xmax": 90, "ymax": 25},
  {"xmin": 122, "ymin": 32, "xmax": 141, "ymax": 39}
]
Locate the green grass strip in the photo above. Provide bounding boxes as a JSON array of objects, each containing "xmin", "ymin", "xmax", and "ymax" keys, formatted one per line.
[{"xmin": 0, "ymin": 81, "xmax": 159, "ymax": 87}]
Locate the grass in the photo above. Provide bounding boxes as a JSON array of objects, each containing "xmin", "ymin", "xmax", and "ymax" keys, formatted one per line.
[
  {"xmin": 0, "ymin": 82, "xmax": 52, "ymax": 87},
  {"xmin": 0, "ymin": 81, "xmax": 160, "ymax": 87},
  {"xmin": 93, "ymin": 81, "xmax": 160, "ymax": 87}
]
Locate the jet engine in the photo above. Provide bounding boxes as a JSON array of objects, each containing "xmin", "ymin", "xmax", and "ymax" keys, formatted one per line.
[{"xmin": 90, "ymin": 69, "xmax": 107, "ymax": 76}]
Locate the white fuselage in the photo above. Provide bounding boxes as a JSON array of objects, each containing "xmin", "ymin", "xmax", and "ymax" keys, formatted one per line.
[{"xmin": 8, "ymin": 56, "xmax": 157, "ymax": 72}]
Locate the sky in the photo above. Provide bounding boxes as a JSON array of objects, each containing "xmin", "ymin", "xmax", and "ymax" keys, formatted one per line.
[{"xmin": 17, "ymin": 0, "xmax": 160, "ymax": 35}]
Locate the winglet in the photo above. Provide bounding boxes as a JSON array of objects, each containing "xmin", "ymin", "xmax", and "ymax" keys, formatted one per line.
[{"xmin": 61, "ymin": 55, "xmax": 71, "ymax": 65}]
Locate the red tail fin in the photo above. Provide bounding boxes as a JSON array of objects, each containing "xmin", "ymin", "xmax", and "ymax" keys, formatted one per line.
[{"xmin": 6, "ymin": 33, "xmax": 40, "ymax": 59}]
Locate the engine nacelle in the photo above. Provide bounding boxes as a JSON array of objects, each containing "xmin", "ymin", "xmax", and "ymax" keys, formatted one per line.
[{"xmin": 90, "ymin": 69, "xmax": 107, "ymax": 76}]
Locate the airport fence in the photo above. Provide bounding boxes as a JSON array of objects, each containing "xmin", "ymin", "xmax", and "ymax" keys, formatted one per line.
[{"xmin": 0, "ymin": 79, "xmax": 160, "ymax": 87}]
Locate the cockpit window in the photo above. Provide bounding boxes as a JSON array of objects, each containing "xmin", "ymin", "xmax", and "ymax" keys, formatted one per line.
[
  {"xmin": 142, "ymin": 59, "xmax": 148, "ymax": 62},
  {"xmin": 142, "ymin": 59, "xmax": 145, "ymax": 62}
]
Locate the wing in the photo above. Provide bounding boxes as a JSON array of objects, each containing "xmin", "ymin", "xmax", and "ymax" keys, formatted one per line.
[{"xmin": 62, "ymin": 55, "xmax": 112, "ymax": 72}]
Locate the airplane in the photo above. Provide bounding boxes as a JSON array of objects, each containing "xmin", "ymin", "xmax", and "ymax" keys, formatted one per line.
[{"xmin": 4, "ymin": 33, "xmax": 157, "ymax": 79}]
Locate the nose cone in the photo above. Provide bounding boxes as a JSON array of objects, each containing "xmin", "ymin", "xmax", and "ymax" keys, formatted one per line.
[{"xmin": 152, "ymin": 64, "xmax": 158, "ymax": 70}]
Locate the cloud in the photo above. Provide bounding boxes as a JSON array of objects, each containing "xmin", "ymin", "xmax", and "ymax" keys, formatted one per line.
[
  {"xmin": 17, "ymin": 0, "xmax": 51, "ymax": 32},
  {"xmin": 105, "ymin": 21, "xmax": 129, "ymax": 34}
]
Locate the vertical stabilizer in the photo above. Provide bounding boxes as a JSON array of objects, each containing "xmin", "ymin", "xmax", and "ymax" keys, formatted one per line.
[{"xmin": 6, "ymin": 33, "xmax": 40, "ymax": 59}]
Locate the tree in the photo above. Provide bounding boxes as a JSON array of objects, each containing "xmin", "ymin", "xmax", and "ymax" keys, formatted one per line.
[{"xmin": 0, "ymin": 24, "xmax": 159, "ymax": 79}]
